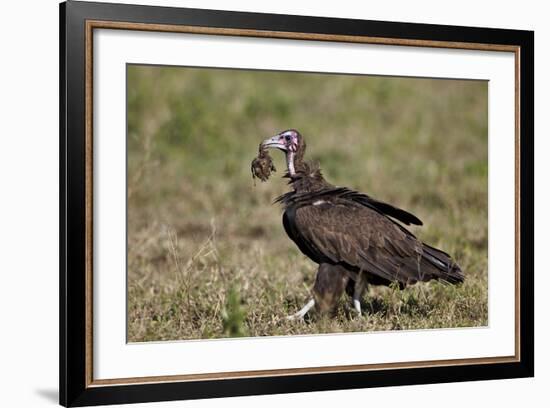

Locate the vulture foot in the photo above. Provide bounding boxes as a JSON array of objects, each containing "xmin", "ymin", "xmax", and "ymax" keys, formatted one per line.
[
  {"xmin": 351, "ymin": 274, "xmax": 367, "ymax": 316},
  {"xmin": 353, "ymin": 298, "xmax": 362, "ymax": 315},
  {"xmin": 286, "ymin": 298, "xmax": 315, "ymax": 321}
]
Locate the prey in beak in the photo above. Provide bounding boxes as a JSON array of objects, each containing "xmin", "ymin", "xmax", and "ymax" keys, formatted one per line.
[{"xmin": 251, "ymin": 142, "xmax": 276, "ymax": 183}]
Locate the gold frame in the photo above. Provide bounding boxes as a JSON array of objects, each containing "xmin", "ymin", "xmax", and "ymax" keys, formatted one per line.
[{"xmin": 84, "ymin": 20, "xmax": 521, "ymax": 388}]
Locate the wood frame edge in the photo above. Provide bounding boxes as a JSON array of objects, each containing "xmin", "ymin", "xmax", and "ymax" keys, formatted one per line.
[{"xmin": 83, "ymin": 18, "xmax": 523, "ymax": 389}]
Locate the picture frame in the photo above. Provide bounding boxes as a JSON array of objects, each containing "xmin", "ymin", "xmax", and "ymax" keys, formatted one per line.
[{"xmin": 59, "ymin": 1, "xmax": 534, "ymax": 406}]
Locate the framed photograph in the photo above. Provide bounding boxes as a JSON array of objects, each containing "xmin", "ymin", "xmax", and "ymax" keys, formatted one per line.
[{"xmin": 60, "ymin": 1, "xmax": 534, "ymax": 406}]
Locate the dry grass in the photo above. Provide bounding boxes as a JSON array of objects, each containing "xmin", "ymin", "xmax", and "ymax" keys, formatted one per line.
[{"xmin": 127, "ymin": 65, "xmax": 488, "ymax": 342}]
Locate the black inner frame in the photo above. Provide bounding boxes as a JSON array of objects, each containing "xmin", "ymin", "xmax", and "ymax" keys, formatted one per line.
[{"xmin": 60, "ymin": 1, "xmax": 534, "ymax": 406}]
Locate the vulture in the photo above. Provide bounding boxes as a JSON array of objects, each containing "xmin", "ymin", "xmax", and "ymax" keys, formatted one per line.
[{"xmin": 259, "ymin": 129, "xmax": 464, "ymax": 320}]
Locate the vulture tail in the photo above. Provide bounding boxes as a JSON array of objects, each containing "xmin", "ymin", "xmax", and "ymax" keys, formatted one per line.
[{"xmin": 420, "ymin": 243, "xmax": 464, "ymax": 284}]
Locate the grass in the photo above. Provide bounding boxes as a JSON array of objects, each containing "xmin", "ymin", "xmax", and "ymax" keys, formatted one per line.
[{"xmin": 127, "ymin": 65, "xmax": 488, "ymax": 342}]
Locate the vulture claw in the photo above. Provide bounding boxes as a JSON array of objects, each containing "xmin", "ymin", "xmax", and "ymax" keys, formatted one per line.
[{"xmin": 286, "ymin": 298, "xmax": 315, "ymax": 321}]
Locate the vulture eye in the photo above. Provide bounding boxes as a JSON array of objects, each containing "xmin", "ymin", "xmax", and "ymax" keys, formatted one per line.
[{"xmin": 284, "ymin": 135, "xmax": 291, "ymax": 142}]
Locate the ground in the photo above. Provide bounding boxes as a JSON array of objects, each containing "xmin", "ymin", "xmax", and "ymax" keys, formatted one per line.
[{"xmin": 127, "ymin": 65, "xmax": 488, "ymax": 341}]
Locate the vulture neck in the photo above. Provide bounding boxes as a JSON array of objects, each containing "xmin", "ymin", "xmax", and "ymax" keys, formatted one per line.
[
  {"xmin": 285, "ymin": 140, "xmax": 306, "ymax": 177},
  {"xmin": 286, "ymin": 151, "xmax": 297, "ymax": 176},
  {"xmin": 285, "ymin": 144, "xmax": 332, "ymax": 194}
]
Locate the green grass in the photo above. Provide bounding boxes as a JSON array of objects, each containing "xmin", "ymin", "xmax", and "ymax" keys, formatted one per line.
[{"xmin": 127, "ymin": 65, "xmax": 488, "ymax": 342}]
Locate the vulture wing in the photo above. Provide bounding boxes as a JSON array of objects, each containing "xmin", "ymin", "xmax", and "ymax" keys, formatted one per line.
[
  {"xmin": 284, "ymin": 198, "xmax": 462, "ymax": 285},
  {"xmin": 277, "ymin": 187, "xmax": 422, "ymax": 226},
  {"xmin": 340, "ymin": 189, "xmax": 423, "ymax": 226}
]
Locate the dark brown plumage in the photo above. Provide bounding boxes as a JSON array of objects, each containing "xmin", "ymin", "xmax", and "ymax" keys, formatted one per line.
[{"xmin": 259, "ymin": 129, "xmax": 464, "ymax": 318}]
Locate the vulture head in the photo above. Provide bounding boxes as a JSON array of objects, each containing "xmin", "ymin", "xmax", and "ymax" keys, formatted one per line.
[{"xmin": 262, "ymin": 129, "xmax": 306, "ymax": 176}]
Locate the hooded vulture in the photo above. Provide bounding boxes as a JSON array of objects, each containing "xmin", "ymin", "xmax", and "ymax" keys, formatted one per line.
[{"xmin": 259, "ymin": 129, "xmax": 464, "ymax": 320}]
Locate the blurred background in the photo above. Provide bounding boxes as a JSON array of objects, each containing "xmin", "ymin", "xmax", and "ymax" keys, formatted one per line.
[{"xmin": 127, "ymin": 65, "xmax": 488, "ymax": 342}]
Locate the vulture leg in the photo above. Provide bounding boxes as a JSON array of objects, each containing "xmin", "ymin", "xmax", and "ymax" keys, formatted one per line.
[
  {"xmin": 286, "ymin": 298, "xmax": 315, "ymax": 321},
  {"xmin": 313, "ymin": 264, "xmax": 349, "ymax": 314},
  {"xmin": 287, "ymin": 264, "xmax": 349, "ymax": 320}
]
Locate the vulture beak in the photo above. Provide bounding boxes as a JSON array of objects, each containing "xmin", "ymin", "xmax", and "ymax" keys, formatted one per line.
[{"xmin": 262, "ymin": 135, "xmax": 287, "ymax": 151}]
